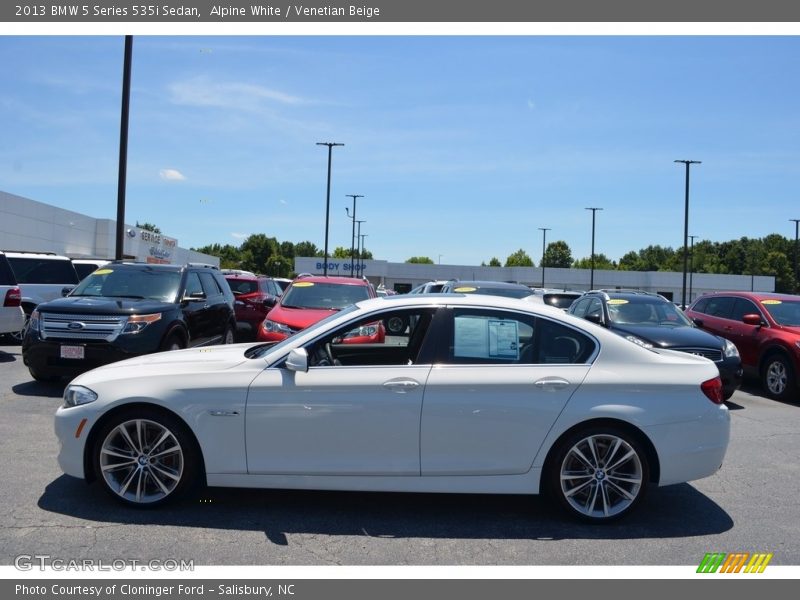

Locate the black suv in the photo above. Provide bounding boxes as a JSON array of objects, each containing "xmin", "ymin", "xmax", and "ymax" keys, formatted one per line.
[
  {"xmin": 22, "ymin": 262, "xmax": 236, "ymax": 381},
  {"xmin": 569, "ymin": 290, "xmax": 743, "ymax": 400}
]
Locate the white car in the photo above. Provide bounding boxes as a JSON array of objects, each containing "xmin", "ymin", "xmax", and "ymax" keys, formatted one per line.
[
  {"xmin": 0, "ymin": 252, "xmax": 24, "ymax": 336},
  {"xmin": 54, "ymin": 294, "xmax": 730, "ymax": 522}
]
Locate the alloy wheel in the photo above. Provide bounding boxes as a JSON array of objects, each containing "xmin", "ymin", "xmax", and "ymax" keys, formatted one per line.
[{"xmin": 765, "ymin": 360, "xmax": 787, "ymax": 396}]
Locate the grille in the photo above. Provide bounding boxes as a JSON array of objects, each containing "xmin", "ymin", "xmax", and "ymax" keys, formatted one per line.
[
  {"xmin": 41, "ymin": 312, "xmax": 127, "ymax": 342},
  {"xmin": 674, "ymin": 347, "xmax": 723, "ymax": 362}
]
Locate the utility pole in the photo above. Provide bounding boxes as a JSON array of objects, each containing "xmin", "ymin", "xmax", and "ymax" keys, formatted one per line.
[
  {"xmin": 538, "ymin": 227, "xmax": 551, "ymax": 288},
  {"xmin": 791, "ymin": 219, "xmax": 800, "ymax": 293},
  {"xmin": 345, "ymin": 194, "xmax": 363, "ymax": 277},
  {"xmin": 359, "ymin": 233, "xmax": 368, "ymax": 277},
  {"xmin": 688, "ymin": 235, "xmax": 698, "ymax": 303},
  {"xmin": 115, "ymin": 35, "xmax": 133, "ymax": 260},
  {"xmin": 316, "ymin": 142, "xmax": 344, "ymax": 276},
  {"xmin": 355, "ymin": 220, "xmax": 366, "ymax": 277},
  {"xmin": 674, "ymin": 159, "xmax": 701, "ymax": 309},
  {"xmin": 585, "ymin": 207, "xmax": 603, "ymax": 290}
]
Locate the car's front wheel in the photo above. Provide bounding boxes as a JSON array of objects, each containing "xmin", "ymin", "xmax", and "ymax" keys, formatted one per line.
[
  {"xmin": 762, "ymin": 354, "xmax": 795, "ymax": 402},
  {"xmin": 93, "ymin": 410, "xmax": 200, "ymax": 507},
  {"xmin": 548, "ymin": 426, "xmax": 649, "ymax": 522},
  {"xmin": 222, "ymin": 325, "xmax": 235, "ymax": 344}
]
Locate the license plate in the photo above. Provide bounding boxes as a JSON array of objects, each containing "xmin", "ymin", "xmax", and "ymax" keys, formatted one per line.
[{"xmin": 60, "ymin": 345, "xmax": 85, "ymax": 360}]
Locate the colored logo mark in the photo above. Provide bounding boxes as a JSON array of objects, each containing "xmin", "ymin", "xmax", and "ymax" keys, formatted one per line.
[{"xmin": 697, "ymin": 552, "xmax": 773, "ymax": 573}]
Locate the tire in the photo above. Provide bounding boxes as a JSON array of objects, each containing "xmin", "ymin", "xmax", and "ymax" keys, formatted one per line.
[
  {"xmin": 761, "ymin": 354, "xmax": 796, "ymax": 402},
  {"xmin": 28, "ymin": 367, "xmax": 60, "ymax": 383},
  {"xmin": 9, "ymin": 312, "xmax": 30, "ymax": 343},
  {"xmin": 384, "ymin": 315, "xmax": 409, "ymax": 336},
  {"xmin": 92, "ymin": 409, "xmax": 200, "ymax": 507},
  {"xmin": 547, "ymin": 425, "xmax": 649, "ymax": 523},
  {"xmin": 222, "ymin": 325, "xmax": 235, "ymax": 345},
  {"xmin": 160, "ymin": 333, "xmax": 185, "ymax": 352}
]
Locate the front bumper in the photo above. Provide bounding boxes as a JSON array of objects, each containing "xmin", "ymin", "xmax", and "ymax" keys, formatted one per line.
[
  {"xmin": 54, "ymin": 403, "xmax": 95, "ymax": 479},
  {"xmin": 717, "ymin": 356, "xmax": 744, "ymax": 400}
]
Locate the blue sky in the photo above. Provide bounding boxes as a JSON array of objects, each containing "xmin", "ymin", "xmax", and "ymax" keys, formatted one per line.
[{"xmin": 1, "ymin": 36, "xmax": 798, "ymax": 265}]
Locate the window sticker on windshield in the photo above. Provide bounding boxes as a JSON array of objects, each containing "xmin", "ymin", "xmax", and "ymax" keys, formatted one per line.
[
  {"xmin": 93, "ymin": 269, "xmax": 113, "ymax": 275},
  {"xmin": 488, "ymin": 319, "xmax": 519, "ymax": 359},
  {"xmin": 454, "ymin": 286, "xmax": 477, "ymax": 293},
  {"xmin": 292, "ymin": 282, "xmax": 315, "ymax": 287},
  {"xmin": 607, "ymin": 299, "xmax": 628, "ymax": 305},
  {"xmin": 761, "ymin": 299, "xmax": 782, "ymax": 305}
]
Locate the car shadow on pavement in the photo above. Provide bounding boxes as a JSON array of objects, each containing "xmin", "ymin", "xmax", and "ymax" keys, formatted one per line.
[
  {"xmin": 39, "ymin": 475, "xmax": 732, "ymax": 544},
  {"xmin": 0, "ymin": 350, "xmax": 16, "ymax": 363},
  {"xmin": 12, "ymin": 380, "xmax": 66, "ymax": 398}
]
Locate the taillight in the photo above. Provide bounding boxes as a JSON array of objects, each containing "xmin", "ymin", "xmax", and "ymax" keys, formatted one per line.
[
  {"xmin": 701, "ymin": 377, "xmax": 724, "ymax": 405},
  {"xmin": 3, "ymin": 287, "xmax": 21, "ymax": 307}
]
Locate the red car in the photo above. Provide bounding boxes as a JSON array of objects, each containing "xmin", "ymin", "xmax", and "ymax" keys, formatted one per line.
[
  {"xmin": 224, "ymin": 271, "xmax": 284, "ymax": 338},
  {"xmin": 686, "ymin": 291, "xmax": 800, "ymax": 401},
  {"xmin": 257, "ymin": 275, "xmax": 384, "ymax": 343}
]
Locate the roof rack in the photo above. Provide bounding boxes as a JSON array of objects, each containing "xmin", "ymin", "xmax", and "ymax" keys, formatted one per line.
[
  {"xmin": 187, "ymin": 262, "xmax": 219, "ymax": 269},
  {"xmin": 1, "ymin": 250, "xmax": 58, "ymax": 255}
]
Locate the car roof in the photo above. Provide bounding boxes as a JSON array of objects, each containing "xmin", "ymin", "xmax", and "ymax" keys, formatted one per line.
[
  {"xmin": 294, "ymin": 275, "xmax": 370, "ymax": 286},
  {"xmin": 3, "ymin": 250, "xmax": 72, "ymax": 260},
  {"xmin": 695, "ymin": 291, "xmax": 800, "ymax": 302},
  {"xmin": 445, "ymin": 280, "xmax": 531, "ymax": 289},
  {"xmin": 104, "ymin": 261, "xmax": 184, "ymax": 272}
]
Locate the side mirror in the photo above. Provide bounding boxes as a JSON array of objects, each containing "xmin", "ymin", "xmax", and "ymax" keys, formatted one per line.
[
  {"xmin": 742, "ymin": 314, "xmax": 763, "ymax": 326},
  {"xmin": 285, "ymin": 348, "xmax": 308, "ymax": 372},
  {"xmin": 61, "ymin": 286, "xmax": 74, "ymax": 297},
  {"xmin": 182, "ymin": 293, "xmax": 206, "ymax": 303},
  {"xmin": 263, "ymin": 296, "xmax": 277, "ymax": 309},
  {"xmin": 585, "ymin": 313, "xmax": 603, "ymax": 326}
]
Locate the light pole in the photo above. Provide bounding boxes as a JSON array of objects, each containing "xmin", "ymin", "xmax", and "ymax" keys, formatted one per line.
[
  {"xmin": 438, "ymin": 254, "xmax": 443, "ymax": 265},
  {"xmin": 359, "ymin": 233, "xmax": 368, "ymax": 276},
  {"xmin": 115, "ymin": 35, "xmax": 133, "ymax": 260},
  {"xmin": 538, "ymin": 227, "xmax": 551, "ymax": 288},
  {"xmin": 345, "ymin": 194, "xmax": 363, "ymax": 277},
  {"xmin": 355, "ymin": 220, "xmax": 366, "ymax": 277},
  {"xmin": 316, "ymin": 142, "xmax": 344, "ymax": 276},
  {"xmin": 791, "ymin": 219, "xmax": 800, "ymax": 293},
  {"xmin": 585, "ymin": 207, "xmax": 603, "ymax": 290},
  {"xmin": 674, "ymin": 159, "xmax": 701, "ymax": 310},
  {"xmin": 688, "ymin": 235, "xmax": 698, "ymax": 303}
]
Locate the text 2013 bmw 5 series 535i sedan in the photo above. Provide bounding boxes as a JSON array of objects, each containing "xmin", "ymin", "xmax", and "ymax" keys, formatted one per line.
[{"xmin": 54, "ymin": 294, "xmax": 730, "ymax": 522}]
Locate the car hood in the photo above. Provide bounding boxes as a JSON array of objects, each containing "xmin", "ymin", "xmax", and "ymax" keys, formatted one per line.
[
  {"xmin": 266, "ymin": 304, "xmax": 339, "ymax": 330},
  {"xmin": 72, "ymin": 343, "xmax": 254, "ymax": 387},
  {"xmin": 36, "ymin": 295, "xmax": 176, "ymax": 315},
  {"xmin": 610, "ymin": 323, "xmax": 722, "ymax": 349}
]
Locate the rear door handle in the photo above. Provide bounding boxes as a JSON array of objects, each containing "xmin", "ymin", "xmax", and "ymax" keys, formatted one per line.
[
  {"xmin": 534, "ymin": 377, "xmax": 570, "ymax": 390},
  {"xmin": 383, "ymin": 379, "xmax": 420, "ymax": 393}
]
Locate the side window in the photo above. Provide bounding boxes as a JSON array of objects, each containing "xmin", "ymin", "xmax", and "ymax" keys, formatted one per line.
[
  {"xmin": 730, "ymin": 298, "xmax": 761, "ymax": 322},
  {"xmin": 571, "ymin": 298, "xmax": 591, "ymax": 317},
  {"xmin": 185, "ymin": 272, "xmax": 204, "ymax": 297},
  {"xmin": 198, "ymin": 271, "xmax": 222, "ymax": 297},
  {"xmin": 705, "ymin": 296, "xmax": 736, "ymax": 319},
  {"xmin": 306, "ymin": 308, "xmax": 438, "ymax": 367},
  {"xmin": 0, "ymin": 256, "xmax": 16, "ymax": 286},
  {"xmin": 586, "ymin": 298, "xmax": 603, "ymax": 320},
  {"xmin": 692, "ymin": 297, "xmax": 710, "ymax": 314},
  {"xmin": 536, "ymin": 318, "xmax": 596, "ymax": 364}
]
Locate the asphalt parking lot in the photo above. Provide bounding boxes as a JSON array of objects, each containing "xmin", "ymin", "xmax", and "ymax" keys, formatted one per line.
[{"xmin": 1, "ymin": 338, "xmax": 799, "ymax": 567}]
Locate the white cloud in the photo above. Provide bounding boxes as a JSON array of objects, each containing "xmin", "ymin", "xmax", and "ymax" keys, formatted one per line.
[
  {"xmin": 279, "ymin": 199, "xmax": 287, "ymax": 205},
  {"xmin": 168, "ymin": 76, "xmax": 306, "ymax": 112},
  {"xmin": 527, "ymin": 99, "xmax": 536, "ymax": 110},
  {"xmin": 159, "ymin": 168, "xmax": 186, "ymax": 181},
  {"xmin": 230, "ymin": 232, "xmax": 249, "ymax": 240}
]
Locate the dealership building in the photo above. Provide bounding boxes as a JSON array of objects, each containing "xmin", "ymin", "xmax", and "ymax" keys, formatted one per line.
[
  {"xmin": 0, "ymin": 190, "xmax": 218, "ymax": 266},
  {"xmin": 294, "ymin": 255, "xmax": 775, "ymax": 304}
]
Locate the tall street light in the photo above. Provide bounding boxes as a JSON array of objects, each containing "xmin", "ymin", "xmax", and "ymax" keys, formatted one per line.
[
  {"xmin": 355, "ymin": 220, "xmax": 366, "ymax": 277},
  {"xmin": 675, "ymin": 159, "xmax": 701, "ymax": 309},
  {"xmin": 115, "ymin": 35, "xmax": 133, "ymax": 260},
  {"xmin": 538, "ymin": 227, "xmax": 551, "ymax": 288},
  {"xmin": 316, "ymin": 142, "xmax": 344, "ymax": 276},
  {"xmin": 791, "ymin": 219, "xmax": 800, "ymax": 293},
  {"xmin": 585, "ymin": 207, "xmax": 603, "ymax": 290},
  {"xmin": 359, "ymin": 233, "xmax": 368, "ymax": 277},
  {"xmin": 688, "ymin": 234, "xmax": 698, "ymax": 303},
  {"xmin": 345, "ymin": 194, "xmax": 363, "ymax": 277}
]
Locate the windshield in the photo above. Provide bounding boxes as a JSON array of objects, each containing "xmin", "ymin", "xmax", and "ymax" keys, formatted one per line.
[
  {"xmin": 607, "ymin": 298, "xmax": 693, "ymax": 327},
  {"xmin": 762, "ymin": 300, "xmax": 800, "ymax": 326},
  {"xmin": 453, "ymin": 287, "xmax": 533, "ymax": 299},
  {"xmin": 280, "ymin": 282, "xmax": 370, "ymax": 310},
  {"xmin": 71, "ymin": 267, "xmax": 181, "ymax": 302}
]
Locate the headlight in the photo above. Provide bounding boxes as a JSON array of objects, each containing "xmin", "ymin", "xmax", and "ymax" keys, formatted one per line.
[
  {"xmin": 723, "ymin": 338, "xmax": 740, "ymax": 358},
  {"xmin": 263, "ymin": 319, "xmax": 293, "ymax": 335},
  {"xmin": 121, "ymin": 313, "xmax": 162, "ymax": 334},
  {"xmin": 29, "ymin": 309, "xmax": 41, "ymax": 334},
  {"xmin": 63, "ymin": 385, "xmax": 98, "ymax": 408},
  {"xmin": 625, "ymin": 335, "xmax": 653, "ymax": 349}
]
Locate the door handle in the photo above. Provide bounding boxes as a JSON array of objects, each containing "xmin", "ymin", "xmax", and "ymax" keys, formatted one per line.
[
  {"xmin": 534, "ymin": 377, "xmax": 570, "ymax": 390},
  {"xmin": 382, "ymin": 379, "xmax": 420, "ymax": 393}
]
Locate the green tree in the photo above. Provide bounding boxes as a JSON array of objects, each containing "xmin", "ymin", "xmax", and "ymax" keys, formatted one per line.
[
  {"xmin": 332, "ymin": 246, "xmax": 373, "ymax": 260},
  {"xmin": 136, "ymin": 221, "xmax": 161, "ymax": 234},
  {"xmin": 294, "ymin": 241, "xmax": 321, "ymax": 258},
  {"xmin": 239, "ymin": 234, "xmax": 280, "ymax": 273},
  {"xmin": 488, "ymin": 257, "xmax": 501, "ymax": 267},
  {"xmin": 542, "ymin": 240, "xmax": 573, "ymax": 268},
  {"xmin": 573, "ymin": 253, "xmax": 615, "ymax": 270},
  {"xmin": 406, "ymin": 256, "xmax": 434, "ymax": 264},
  {"xmin": 191, "ymin": 243, "xmax": 242, "ymax": 269},
  {"xmin": 504, "ymin": 248, "xmax": 534, "ymax": 267}
]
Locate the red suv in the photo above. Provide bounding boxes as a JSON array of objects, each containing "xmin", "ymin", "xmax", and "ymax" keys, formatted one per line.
[
  {"xmin": 257, "ymin": 275, "xmax": 383, "ymax": 343},
  {"xmin": 224, "ymin": 271, "xmax": 284, "ymax": 338},
  {"xmin": 686, "ymin": 292, "xmax": 800, "ymax": 401}
]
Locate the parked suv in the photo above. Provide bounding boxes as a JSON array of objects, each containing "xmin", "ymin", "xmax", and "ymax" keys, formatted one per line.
[
  {"xmin": 257, "ymin": 275, "xmax": 381, "ymax": 342},
  {"xmin": 570, "ymin": 290, "xmax": 742, "ymax": 400},
  {"xmin": 0, "ymin": 252, "xmax": 25, "ymax": 337},
  {"xmin": 440, "ymin": 280, "xmax": 535, "ymax": 299},
  {"xmin": 22, "ymin": 262, "xmax": 236, "ymax": 381},
  {"xmin": 686, "ymin": 292, "xmax": 800, "ymax": 401},
  {"xmin": 3, "ymin": 251, "xmax": 80, "ymax": 341},
  {"xmin": 223, "ymin": 270, "xmax": 284, "ymax": 338},
  {"xmin": 71, "ymin": 258, "xmax": 110, "ymax": 280}
]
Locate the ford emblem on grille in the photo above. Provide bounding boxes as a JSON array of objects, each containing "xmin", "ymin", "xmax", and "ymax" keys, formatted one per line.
[{"xmin": 67, "ymin": 322, "xmax": 86, "ymax": 330}]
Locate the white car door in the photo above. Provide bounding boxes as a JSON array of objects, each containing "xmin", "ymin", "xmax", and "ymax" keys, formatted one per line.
[
  {"xmin": 245, "ymin": 308, "xmax": 438, "ymax": 476},
  {"xmin": 421, "ymin": 308, "xmax": 595, "ymax": 476}
]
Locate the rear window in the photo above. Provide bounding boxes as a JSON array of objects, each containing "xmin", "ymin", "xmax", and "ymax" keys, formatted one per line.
[
  {"xmin": 74, "ymin": 263, "xmax": 101, "ymax": 280},
  {"xmin": 227, "ymin": 278, "xmax": 259, "ymax": 295},
  {"xmin": 7, "ymin": 257, "xmax": 79, "ymax": 285},
  {"xmin": 543, "ymin": 293, "xmax": 580, "ymax": 309},
  {"xmin": 281, "ymin": 282, "xmax": 371, "ymax": 310},
  {"xmin": 0, "ymin": 256, "xmax": 17, "ymax": 286}
]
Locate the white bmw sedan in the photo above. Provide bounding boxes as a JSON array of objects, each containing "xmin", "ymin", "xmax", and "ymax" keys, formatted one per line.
[{"xmin": 54, "ymin": 294, "xmax": 730, "ymax": 522}]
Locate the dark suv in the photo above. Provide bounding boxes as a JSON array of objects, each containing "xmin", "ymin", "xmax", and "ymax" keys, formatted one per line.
[
  {"xmin": 22, "ymin": 262, "xmax": 236, "ymax": 381},
  {"xmin": 569, "ymin": 290, "xmax": 742, "ymax": 399},
  {"xmin": 686, "ymin": 292, "xmax": 800, "ymax": 401}
]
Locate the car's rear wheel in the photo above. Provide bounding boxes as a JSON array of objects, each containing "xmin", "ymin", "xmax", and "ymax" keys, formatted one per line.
[
  {"xmin": 222, "ymin": 325, "xmax": 235, "ymax": 344},
  {"xmin": 548, "ymin": 426, "xmax": 649, "ymax": 522},
  {"xmin": 762, "ymin": 354, "xmax": 795, "ymax": 401},
  {"xmin": 9, "ymin": 312, "xmax": 30, "ymax": 343},
  {"xmin": 93, "ymin": 410, "xmax": 199, "ymax": 507}
]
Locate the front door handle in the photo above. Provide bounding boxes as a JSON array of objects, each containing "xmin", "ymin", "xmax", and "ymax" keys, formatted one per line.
[
  {"xmin": 534, "ymin": 377, "xmax": 570, "ymax": 390},
  {"xmin": 383, "ymin": 379, "xmax": 420, "ymax": 393}
]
